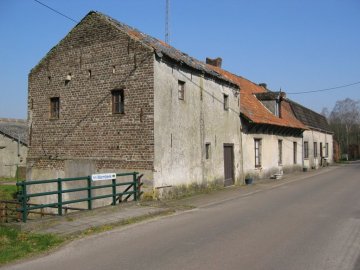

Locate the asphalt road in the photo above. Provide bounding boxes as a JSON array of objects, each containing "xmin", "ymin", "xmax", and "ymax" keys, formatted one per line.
[{"xmin": 3, "ymin": 163, "xmax": 360, "ymax": 270}]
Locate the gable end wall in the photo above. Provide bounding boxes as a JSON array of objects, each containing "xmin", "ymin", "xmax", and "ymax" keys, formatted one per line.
[{"xmin": 27, "ymin": 14, "xmax": 155, "ymax": 206}]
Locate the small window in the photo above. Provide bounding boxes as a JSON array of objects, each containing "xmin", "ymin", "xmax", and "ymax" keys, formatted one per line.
[
  {"xmin": 254, "ymin": 139, "xmax": 262, "ymax": 167},
  {"xmin": 178, "ymin": 80, "xmax": 185, "ymax": 100},
  {"xmin": 293, "ymin": 142, "xmax": 297, "ymax": 164},
  {"xmin": 223, "ymin": 94, "xmax": 229, "ymax": 110},
  {"xmin": 50, "ymin": 97, "xmax": 60, "ymax": 119},
  {"xmin": 314, "ymin": 142, "xmax": 318, "ymax": 158},
  {"xmin": 304, "ymin": 141, "xmax": 309, "ymax": 159},
  {"xmin": 325, "ymin": 143, "xmax": 329, "ymax": 157},
  {"xmin": 278, "ymin": 140, "xmax": 283, "ymax": 165},
  {"xmin": 205, "ymin": 143, "xmax": 211, "ymax": 159},
  {"xmin": 112, "ymin": 89, "xmax": 124, "ymax": 114}
]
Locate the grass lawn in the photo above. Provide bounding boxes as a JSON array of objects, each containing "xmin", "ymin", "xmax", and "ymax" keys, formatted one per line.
[
  {"xmin": 0, "ymin": 177, "xmax": 23, "ymax": 183},
  {"xmin": 0, "ymin": 185, "xmax": 18, "ymax": 201},
  {"xmin": 0, "ymin": 226, "xmax": 64, "ymax": 266},
  {"xmin": 0, "ymin": 184, "xmax": 64, "ymax": 266}
]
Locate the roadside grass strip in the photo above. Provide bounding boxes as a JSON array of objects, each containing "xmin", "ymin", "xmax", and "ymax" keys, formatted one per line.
[
  {"xmin": 0, "ymin": 185, "xmax": 17, "ymax": 201},
  {"xmin": 0, "ymin": 226, "xmax": 64, "ymax": 265}
]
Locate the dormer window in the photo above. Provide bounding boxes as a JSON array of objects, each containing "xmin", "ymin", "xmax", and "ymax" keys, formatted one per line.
[{"xmin": 255, "ymin": 91, "xmax": 284, "ymax": 118}]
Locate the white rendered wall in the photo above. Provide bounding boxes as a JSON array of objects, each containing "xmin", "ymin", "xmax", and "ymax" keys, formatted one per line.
[{"xmin": 154, "ymin": 58, "xmax": 242, "ymax": 188}]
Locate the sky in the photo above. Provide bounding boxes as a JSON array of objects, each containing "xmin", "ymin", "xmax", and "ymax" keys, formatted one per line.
[{"xmin": 0, "ymin": 0, "xmax": 359, "ymax": 119}]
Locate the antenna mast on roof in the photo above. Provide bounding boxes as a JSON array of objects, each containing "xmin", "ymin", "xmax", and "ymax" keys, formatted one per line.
[{"xmin": 165, "ymin": 0, "xmax": 170, "ymax": 44}]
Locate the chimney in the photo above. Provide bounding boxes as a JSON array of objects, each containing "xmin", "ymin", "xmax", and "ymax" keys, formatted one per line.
[
  {"xmin": 278, "ymin": 91, "xmax": 286, "ymax": 118},
  {"xmin": 258, "ymin": 83, "xmax": 267, "ymax": 90},
  {"xmin": 206, "ymin": 57, "xmax": 222, "ymax": 68}
]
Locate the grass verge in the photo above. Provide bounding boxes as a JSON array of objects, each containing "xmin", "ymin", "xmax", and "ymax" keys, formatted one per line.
[
  {"xmin": 80, "ymin": 208, "xmax": 176, "ymax": 236},
  {"xmin": 0, "ymin": 177, "xmax": 23, "ymax": 183},
  {"xmin": 0, "ymin": 226, "xmax": 64, "ymax": 266},
  {"xmin": 0, "ymin": 185, "xmax": 17, "ymax": 201}
]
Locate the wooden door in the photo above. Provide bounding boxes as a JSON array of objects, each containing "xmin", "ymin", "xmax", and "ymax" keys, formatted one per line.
[{"xmin": 224, "ymin": 145, "xmax": 234, "ymax": 186}]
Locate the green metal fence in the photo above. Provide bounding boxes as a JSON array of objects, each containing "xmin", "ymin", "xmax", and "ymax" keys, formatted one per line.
[{"xmin": 16, "ymin": 172, "xmax": 143, "ymax": 222}]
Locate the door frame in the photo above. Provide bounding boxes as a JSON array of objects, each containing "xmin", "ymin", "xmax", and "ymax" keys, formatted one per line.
[{"xmin": 223, "ymin": 143, "xmax": 235, "ymax": 187}]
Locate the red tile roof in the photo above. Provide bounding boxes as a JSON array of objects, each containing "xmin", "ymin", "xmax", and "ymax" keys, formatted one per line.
[{"xmin": 207, "ymin": 65, "xmax": 306, "ymax": 130}]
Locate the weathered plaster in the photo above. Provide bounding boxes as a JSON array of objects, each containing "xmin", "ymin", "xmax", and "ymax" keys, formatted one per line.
[
  {"xmin": 153, "ymin": 58, "xmax": 242, "ymax": 189},
  {"xmin": 303, "ymin": 130, "xmax": 333, "ymax": 169}
]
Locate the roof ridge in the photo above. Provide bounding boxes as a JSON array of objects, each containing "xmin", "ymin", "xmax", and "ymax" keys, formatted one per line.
[{"xmin": 0, "ymin": 118, "xmax": 27, "ymax": 124}]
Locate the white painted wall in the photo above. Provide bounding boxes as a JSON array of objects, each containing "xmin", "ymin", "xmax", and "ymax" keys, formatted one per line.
[
  {"xmin": 242, "ymin": 133, "xmax": 303, "ymax": 179},
  {"xmin": 303, "ymin": 130, "xmax": 333, "ymax": 169},
  {"xmin": 0, "ymin": 134, "xmax": 27, "ymax": 178},
  {"xmin": 154, "ymin": 58, "xmax": 242, "ymax": 188}
]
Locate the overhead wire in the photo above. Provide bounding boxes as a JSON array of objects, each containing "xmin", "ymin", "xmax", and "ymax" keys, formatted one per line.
[
  {"xmin": 286, "ymin": 81, "xmax": 360, "ymax": 95},
  {"xmin": 33, "ymin": 0, "xmax": 79, "ymax": 23},
  {"xmin": 29, "ymin": 0, "xmax": 345, "ymax": 150}
]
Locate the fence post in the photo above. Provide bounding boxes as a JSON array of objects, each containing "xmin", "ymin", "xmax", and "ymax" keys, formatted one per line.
[
  {"xmin": 0, "ymin": 202, "xmax": 4, "ymax": 223},
  {"xmin": 133, "ymin": 172, "xmax": 137, "ymax": 201},
  {"xmin": 21, "ymin": 182, "xmax": 27, "ymax": 223},
  {"xmin": 5, "ymin": 203, "xmax": 8, "ymax": 223},
  {"xmin": 57, "ymin": 178, "xmax": 62, "ymax": 216},
  {"xmin": 87, "ymin": 176, "xmax": 92, "ymax": 210},
  {"xmin": 112, "ymin": 177, "xmax": 116, "ymax": 205}
]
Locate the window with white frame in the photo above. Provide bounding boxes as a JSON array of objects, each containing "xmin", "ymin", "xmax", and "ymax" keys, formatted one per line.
[
  {"xmin": 314, "ymin": 142, "xmax": 318, "ymax": 157},
  {"xmin": 304, "ymin": 141, "xmax": 309, "ymax": 159},
  {"xmin": 278, "ymin": 140, "xmax": 283, "ymax": 165},
  {"xmin": 325, "ymin": 143, "xmax": 329, "ymax": 157},
  {"xmin": 255, "ymin": 139, "xmax": 262, "ymax": 167}
]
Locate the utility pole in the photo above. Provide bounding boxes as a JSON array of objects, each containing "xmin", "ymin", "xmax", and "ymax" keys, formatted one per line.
[{"xmin": 165, "ymin": 0, "xmax": 170, "ymax": 44}]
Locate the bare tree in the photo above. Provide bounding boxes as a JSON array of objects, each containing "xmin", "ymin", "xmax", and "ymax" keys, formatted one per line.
[
  {"xmin": 329, "ymin": 98, "xmax": 360, "ymax": 157},
  {"xmin": 320, "ymin": 107, "xmax": 330, "ymax": 119}
]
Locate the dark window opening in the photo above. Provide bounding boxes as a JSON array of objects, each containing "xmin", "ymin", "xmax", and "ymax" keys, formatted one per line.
[
  {"xmin": 224, "ymin": 94, "xmax": 229, "ymax": 110},
  {"xmin": 50, "ymin": 97, "xmax": 60, "ymax": 119},
  {"xmin": 205, "ymin": 143, "xmax": 211, "ymax": 159},
  {"xmin": 112, "ymin": 89, "xmax": 125, "ymax": 114},
  {"xmin": 178, "ymin": 80, "xmax": 185, "ymax": 100},
  {"xmin": 320, "ymin": 142, "xmax": 323, "ymax": 158},
  {"xmin": 293, "ymin": 142, "xmax": 297, "ymax": 164}
]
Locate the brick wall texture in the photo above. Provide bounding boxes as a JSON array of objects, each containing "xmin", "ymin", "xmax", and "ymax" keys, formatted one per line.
[{"xmin": 28, "ymin": 13, "xmax": 155, "ymax": 173}]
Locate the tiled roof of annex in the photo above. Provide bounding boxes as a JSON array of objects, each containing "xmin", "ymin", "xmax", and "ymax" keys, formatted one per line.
[
  {"xmin": 207, "ymin": 66, "xmax": 307, "ymax": 130},
  {"xmin": 0, "ymin": 118, "xmax": 28, "ymax": 145}
]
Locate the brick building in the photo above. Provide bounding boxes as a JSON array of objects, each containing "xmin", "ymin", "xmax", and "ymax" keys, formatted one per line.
[
  {"xmin": 29, "ymin": 11, "xmax": 333, "ymax": 204},
  {"xmin": 28, "ymin": 11, "xmax": 242, "ymax": 201}
]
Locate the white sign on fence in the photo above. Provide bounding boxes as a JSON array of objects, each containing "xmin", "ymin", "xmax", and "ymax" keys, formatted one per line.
[{"xmin": 91, "ymin": 173, "xmax": 116, "ymax": 181}]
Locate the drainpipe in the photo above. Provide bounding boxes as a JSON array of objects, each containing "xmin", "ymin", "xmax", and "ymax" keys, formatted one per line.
[
  {"xmin": 239, "ymin": 116, "xmax": 245, "ymax": 185},
  {"xmin": 302, "ymin": 134, "xmax": 304, "ymax": 170}
]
